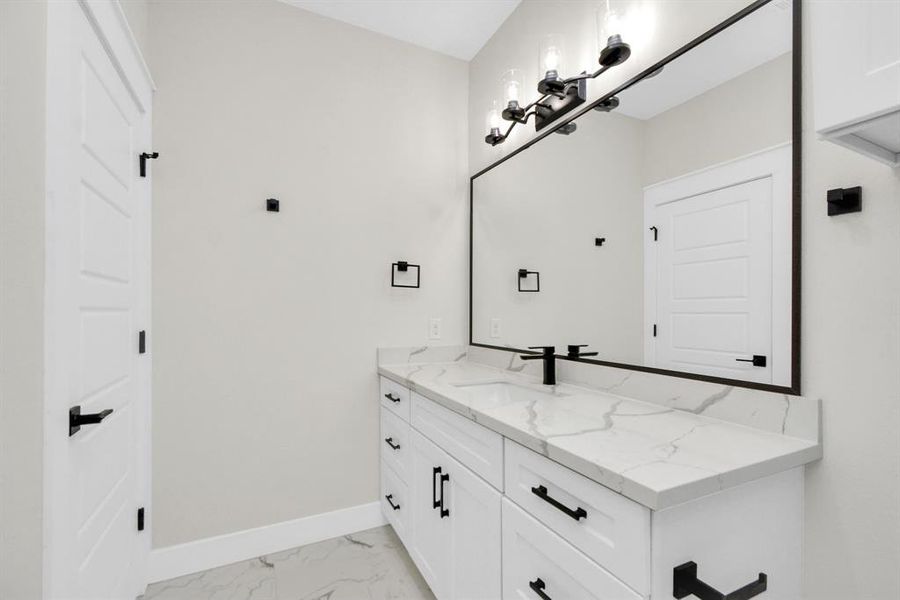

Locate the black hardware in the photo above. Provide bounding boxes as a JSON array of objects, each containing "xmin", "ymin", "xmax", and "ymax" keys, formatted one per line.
[
  {"xmin": 673, "ymin": 561, "xmax": 767, "ymax": 600},
  {"xmin": 735, "ymin": 355, "xmax": 767, "ymax": 367},
  {"xmin": 384, "ymin": 437, "xmax": 400, "ymax": 450},
  {"xmin": 69, "ymin": 405, "xmax": 113, "ymax": 437},
  {"xmin": 139, "ymin": 152, "xmax": 158, "ymax": 177},
  {"xmin": 650, "ymin": 226, "xmax": 658, "ymax": 241},
  {"xmin": 567, "ymin": 344, "xmax": 598, "ymax": 358},
  {"xmin": 519, "ymin": 346, "xmax": 556, "ymax": 385},
  {"xmin": 391, "ymin": 261, "xmax": 421, "ymax": 288},
  {"xmin": 432, "ymin": 466, "xmax": 449, "ymax": 518},
  {"xmin": 529, "ymin": 578, "xmax": 551, "ymax": 600},
  {"xmin": 137, "ymin": 507, "xmax": 145, "ymax": 531},
  {"xmin": 531, "ymin": 485, "xmax": 587, "ymax": 520},
  {"xmin": 653, "ymin": 324, "xmax": 658, "ymax": 337},
  {"xmin": 553, "ymin": 122, "xmax": 577, "ymax": 136},
  {"xmin": 266, "ymin": 198, "xmax": 280, "ymax": 212},
  {"xmin": 518, "ymin": 269, "xmax": 540, "ymax": 292},
  {"xmin": 594, "ymin": 237, "xmax": 606, "ymax": 247},
  {"xmin": 593, "ymin": 96, "xmax": 620, "ymax": 112},
  {"xmin": 138, "ymin": 330, "xmax": 146, "ymax": 354},
  {"xmin": 536, "ymin": 79, "xmax": 587, "ymax": 131},
  {"xmin": 385, "ymin": 494, "xmax": 401, "ymax": 511},
  {"xmin": 826, "ymin": 186, "xmax": 861, "ymax": 216},
  {"xmin": 384, "ymin": 393, "xmax": 401, "ymax": 403}
]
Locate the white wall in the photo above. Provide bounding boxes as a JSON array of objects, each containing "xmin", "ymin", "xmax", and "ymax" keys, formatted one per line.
[
  {"xmin": 147, "ymin": 0, "xmax": 469, "ymax": 547},
  {"xmin": 469, "ymin": 1, "xmax": 900, "ymax": 598},
  {"xmin": 0, "ymin": 1, "xmax": 47, "ymax": 597}
]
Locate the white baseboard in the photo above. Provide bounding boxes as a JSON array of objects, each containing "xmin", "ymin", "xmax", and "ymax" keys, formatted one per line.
[{"xmin": 147, "ymin": 501, "xmax": 387, "ymax": 583}]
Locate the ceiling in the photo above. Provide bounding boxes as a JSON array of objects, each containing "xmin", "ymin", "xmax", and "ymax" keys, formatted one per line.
[{"xmin": 282, "ymin": 0, "xmax": 521, "ymax": 61}]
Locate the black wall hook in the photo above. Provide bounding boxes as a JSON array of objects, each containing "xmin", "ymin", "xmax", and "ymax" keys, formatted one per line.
[
  {"xmin": 827, "ymin": 186, "xmax": 862, "ymax": 216},
  {"xmin": 139, "ymin": 152, "xmax": 159, "ymax": 177},
  {"xmin": 266, "ymin": 198, "xmax": 280, "ymax": 212},
  {"xmin": 673, "ymin": 562, "xmax": 767, "ymax": 600}
]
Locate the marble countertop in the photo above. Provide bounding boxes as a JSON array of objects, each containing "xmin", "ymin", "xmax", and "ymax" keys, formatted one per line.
[{"xmin": 378, "ymin": 358, "xmax": 821, "ymax": 510}]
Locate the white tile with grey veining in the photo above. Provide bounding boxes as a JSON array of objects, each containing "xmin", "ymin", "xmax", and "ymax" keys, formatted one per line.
[
  {"xmin": 267, "ymin": 525, "xmax": 433, "ymax": 600},
  {"xmin": 378, "ymin": 348, "xmax": 821, "ymax": 510},
  {"xmin": 142, "ymin": 526, "xmax": 432, "ymax": 600}
]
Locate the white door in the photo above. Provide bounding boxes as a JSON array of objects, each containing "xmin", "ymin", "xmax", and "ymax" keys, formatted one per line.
[
  {"xmin": 444, "ymin": 447, "xmax": 501, "ymax": 600},
  {"xmin": 45, "ymin": 1, "xmax": 153, "ymax": 597},
  {"xmin": 410, "ymin": 430, "xmax": 452, "ymax": 599},
  {"xmin": 644, "ymin": 146, "xmax": 792, "ymax": 386}
]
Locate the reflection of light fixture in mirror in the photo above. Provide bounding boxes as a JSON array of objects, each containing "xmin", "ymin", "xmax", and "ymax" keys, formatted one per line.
[
  {"xmin": 593, "ymin": 96, "xmax": 620, "ymax": 112},
  {"xmin": 501, "ymin": 69, "xmax": 527, "ymax": 122},
  {"xmin": 537, "ymin": 35, "xmax": 567, "ymax": 95},
  {"xmin": 484, "ymin": 100, "xmax": 505, "ymax": 146},
  {"xmin": 554, "ymin": 122, "xmax": 577, "ymax": 135}
]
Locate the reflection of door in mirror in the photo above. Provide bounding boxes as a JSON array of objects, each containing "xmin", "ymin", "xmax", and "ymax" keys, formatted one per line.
[{"xmin": 644, "ymin": 145, "xmax": 791, "ymax": 385}]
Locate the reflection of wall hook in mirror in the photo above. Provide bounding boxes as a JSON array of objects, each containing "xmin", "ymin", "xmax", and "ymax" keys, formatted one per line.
[
  {"xmin": 518, "ymin": 269, "xmax": 540, "ymax": 292},
  {"xmin": 595, "ymin": 237, "xmax": 606, "ymax": 247},
  {"xmin": 391, "ymin": 261, "xmax": 421, "ymax": 288}
]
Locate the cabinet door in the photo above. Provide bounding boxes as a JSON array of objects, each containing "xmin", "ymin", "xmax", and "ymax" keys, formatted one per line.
[
  {"xmin": 410, "ymin": 429, "xmax": 502, "ymax": 600},
  {"xmin": 444, "ymin": 444, "xmax": 502, "ymax": 600},
  {"xmin": 410, "ymin": 430, "xmax": 452, "ymax": 599}
]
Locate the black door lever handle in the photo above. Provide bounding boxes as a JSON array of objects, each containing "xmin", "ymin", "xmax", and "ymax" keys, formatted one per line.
[
  {"xmin": 735, "ymin": 355, "xmax": 767, "ymax": 367},
  {"xmin": 69, "ymin": 406, "xmax": 113, "ymax": 437}
]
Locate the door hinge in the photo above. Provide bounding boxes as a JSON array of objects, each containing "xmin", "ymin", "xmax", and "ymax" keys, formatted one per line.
[
  {"xmin": 137, "ymin": 507, "xmax": 145, "ymax": 531},
  {"xmin": 653, "ymin": 324, "xmax": 657, "ymax": 337},
  {"xmin": 139, "ymin": 330, "xmax": 146, "ymax": 354},
  {"xmin": 649, "ymin": 226, "xmax": 658, "ymax": 241}
]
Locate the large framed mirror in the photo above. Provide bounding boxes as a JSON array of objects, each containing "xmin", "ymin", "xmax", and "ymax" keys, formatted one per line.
[{"xmin": 470, "ymin": 0, "xmax": 800, "ymax": 394}]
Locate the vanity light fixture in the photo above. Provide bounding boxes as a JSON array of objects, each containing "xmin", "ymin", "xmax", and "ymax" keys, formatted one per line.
[{"xmin": 485, "ymin": 8, "xmax": 632, "ymax": 146}]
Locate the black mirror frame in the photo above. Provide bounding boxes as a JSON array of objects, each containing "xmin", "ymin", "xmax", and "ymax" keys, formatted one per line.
[{"xmin": 468, "ymin": 0, "xmax": 801, "ymax": 395}]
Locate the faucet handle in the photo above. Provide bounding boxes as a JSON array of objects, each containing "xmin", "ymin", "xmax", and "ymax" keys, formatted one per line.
[
  {"xmin": 528, "ymin": 346, "xmax": 556, "ymax": 355},
  {"xmin": 567, "ymin": 344, "xmax": 598, "ymax": 357}
]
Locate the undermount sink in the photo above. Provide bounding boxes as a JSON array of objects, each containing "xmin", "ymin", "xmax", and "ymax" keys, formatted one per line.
[{"xmin": 453, "ymin": 381, "xmax": 556, "ymax": 405}]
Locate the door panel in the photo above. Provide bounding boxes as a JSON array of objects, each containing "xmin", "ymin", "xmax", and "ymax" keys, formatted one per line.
[
  {"xmin": 410, "ymin": 430, "xmax": 452, "ymax": 599},
  {"xmin": 651, "ymin": 177, "xmax": 773, "ymax": 383},
  {"xmin": 46, "ymin": 1, "xmax": 151, "ymax": 597}
]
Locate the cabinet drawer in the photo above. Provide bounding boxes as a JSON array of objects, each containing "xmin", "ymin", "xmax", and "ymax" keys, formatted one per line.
[
  {"xmin": 502, "ymin": 499, "xmax": 642, "ymax": 600},
  {"xmin": 411, "ymin": 392, "xmax": 503, "ymax": 490},
  {"xmin": 380, "ymin": 376, "xmax": 411, "ymax": 421},
  {"xmin": 381, "ymin": 407, "xmax": 411, "ymax": 482},
  {"xmin": 504, "ymin": 440, "xmax": 650, "ymax": 596},
  {"xmin": 381, "ymin": 460, "xmax": 410, "ymax": 545}
]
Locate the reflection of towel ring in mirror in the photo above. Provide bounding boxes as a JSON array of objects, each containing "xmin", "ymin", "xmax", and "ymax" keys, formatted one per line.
[
  {"xmin": 517, "ymin": 269, "xmax": 540, "ymax": 292},
  {"xmin": 391, "ymin": 261, "xmax": 420, "ymax": 288}
]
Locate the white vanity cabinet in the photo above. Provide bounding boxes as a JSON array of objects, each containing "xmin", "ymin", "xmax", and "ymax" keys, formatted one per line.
[
  {"xmin": 811, "ymin": 0, "xmax": 900, "ymax": 166},
  {"xmin": 379, "ymin": 376, "xmax": 802, "ymax": 600}
]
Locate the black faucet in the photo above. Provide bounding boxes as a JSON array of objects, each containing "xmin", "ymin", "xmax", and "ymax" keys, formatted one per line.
[
  {"xmin": 567, "ymin": 344, "xmax": 598, "ymax": 358},
  {"xmin": 520, "ymin": 346, "xmax": 557, "ymax": 385}
]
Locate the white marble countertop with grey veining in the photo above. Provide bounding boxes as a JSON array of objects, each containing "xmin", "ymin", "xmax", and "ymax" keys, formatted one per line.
[{"xmin": 378, "ymin": 357, "xmax": 821, "ymax": 510}]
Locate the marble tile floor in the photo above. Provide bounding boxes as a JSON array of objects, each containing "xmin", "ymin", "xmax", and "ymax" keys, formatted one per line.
[{"xmin": 141, "ymin": 525, "xmax": 435, "ymax": 600}]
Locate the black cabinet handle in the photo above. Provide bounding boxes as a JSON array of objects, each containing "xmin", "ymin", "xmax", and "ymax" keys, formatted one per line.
[
  {"xmin": 385, "ymin": 494, "xmax": 400, "ymax": 511},
  {"xmin": 384, "ymin": 437, "xmax": 401, "ymax": 450},
  {"xmin": 673, "ymin": 562, "xmax": 767, "ymax": 600},
  {"xmin": 531, "ymin": 485, "xmax": 587, "ymax": 521},
  {"xmin": 384, "ymin": 393, "xmax": 401, "ymax": 403},
  {"xmin": 529, "ymin": 578, "xmax": 551, "ymax": 600},
  {"xmin": 432, "ymin": 466, "xmax": 450, "ymax": 518},
  {"xmin": 69, "ymin": 406, "xmax": 114, "ymax": 437}
]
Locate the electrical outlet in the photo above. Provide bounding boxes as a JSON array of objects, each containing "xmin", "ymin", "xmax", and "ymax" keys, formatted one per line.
[
  {"xmin": 490, "ymin": 318, "xmax": 501, "ymax": 338},
  {"xmin": 429, "ymin": 318, "xmax": 442, "ymax": 340}
]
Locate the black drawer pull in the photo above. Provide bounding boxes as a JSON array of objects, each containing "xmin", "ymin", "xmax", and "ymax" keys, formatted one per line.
[
  {"xmin": 674, "ymin": 561, "xmax": 767, "ymax": 600},
  {"xmin": 529, "ymin": 578, "xmax": 551, "ymax": 600},
  {"xmin": 432, "ymin": 466, "xmax": 450, "ymax": 518},
  {"xmin": 531, "ymin": 485, "xmax": 587, "ymax": 521},
  {"xmin": 384, "ymin": 393, "xmax": 401, "ymax": 403},
  {"xmin": 384, "ymin": 437, "xmax": 401, "ymax": 450},
  {"xmin": 385, "ymin": 494, "xmax": 400, "ymax": 511}
]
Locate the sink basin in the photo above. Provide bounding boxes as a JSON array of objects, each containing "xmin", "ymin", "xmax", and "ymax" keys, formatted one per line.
[{"xmin": 453, "ymin": 381, "xmax": 555, "ymax": 406}]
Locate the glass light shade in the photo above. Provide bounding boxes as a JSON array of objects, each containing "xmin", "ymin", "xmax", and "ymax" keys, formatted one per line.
[
  {"xmin": 538, "ymin": 34, "xmax": 564, "ymax": 77},
  {"xmin": 597, "ymin": 0, "xmax": 626, "ymax": 48},
  {"xmin": 597, "ymin": 0, "xmax": 655, "ymax": 54},
  {"xmin": 486, "ymin": 101, "xmax": 502, "ymax": 131},
  {"xmin": 501, "ymin": 69, "xmax": 523, "ymax": 106}
]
